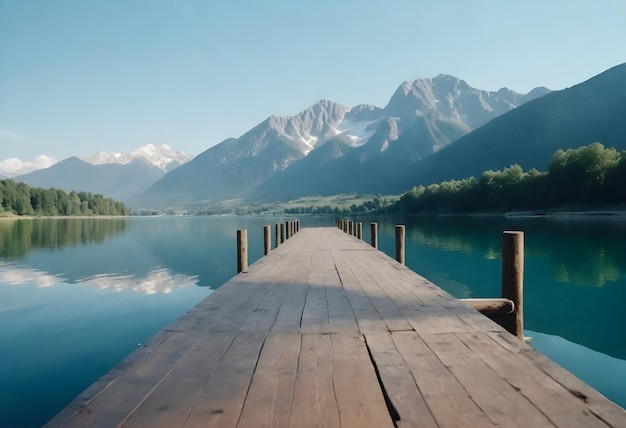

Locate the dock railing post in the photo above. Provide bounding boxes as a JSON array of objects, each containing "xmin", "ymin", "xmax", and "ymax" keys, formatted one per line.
[
  {"xmin": 285, "ymin": 221, "xmax": 290, "ymax": 240},
  {"xmin": 502, "ymin": 231, "xmax": 524, "ymax": 340},
  {"xmin": 281, "ymin": 223, "xmax": 285, "ymax": 243},
  {"xmin": 371, "ymin": 222, "xmax": 378, "ymax": 249},
  {"xmin": 357, "ymin": 222, "xmax": 362, "ymax": 240},
  {"xmin": 352, "ymin": 221, "xmax": 357, "ymax": 237},
  {"xmin": 343, "ymin": 220, "xmax": 348, "ymax": 233},
  {"xmin": 275, "ymin": 223, "xmax": 281, "ymax": 248},
  {"xmin": 395, "ymin": 225, "xmax": 405, "ymax": 265},
  {"xmin": 264, "ymin": 225, "xmax": 271, "ymax": 255},
  {"xmin": 237, "ymin": 229, "xmax": 248, "ymax": 273}
]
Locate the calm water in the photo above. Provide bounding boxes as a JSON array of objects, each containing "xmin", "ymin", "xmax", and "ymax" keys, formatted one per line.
[{"xmin": 0, "ymin": 215, "xmax": 625, "ymax": 426}]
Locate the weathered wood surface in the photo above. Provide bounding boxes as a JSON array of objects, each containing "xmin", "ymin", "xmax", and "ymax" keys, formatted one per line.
[{"xmin": 47, "ymin": 227, "xmax": 626, "ymax": 428}]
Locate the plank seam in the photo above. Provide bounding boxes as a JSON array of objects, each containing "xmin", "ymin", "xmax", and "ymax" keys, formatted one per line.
[{"xmin": 363, "ymin": 335, "xmax": 401, "ymax": 425}]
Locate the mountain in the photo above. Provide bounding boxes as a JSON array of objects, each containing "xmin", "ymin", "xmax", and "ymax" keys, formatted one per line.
[
  {"xmin": 137, "ymin": 75, "xmax": 545, "ymax": 208},
  {"xmin": 15, "ymin": 157, "xmax": 165, "ymax": 202},
  {"xmin": 83, "ymin": 144, "xmax": 192, "ymax": 172},
  {"xmin": 401, "ymin": 62, "xmax": 626, "ymax": 189}
]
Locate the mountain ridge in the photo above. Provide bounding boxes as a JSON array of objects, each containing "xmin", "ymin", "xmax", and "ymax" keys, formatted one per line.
[{"xmin": 136, "ymin": 74, "xmax": 547, "ymax": 208}]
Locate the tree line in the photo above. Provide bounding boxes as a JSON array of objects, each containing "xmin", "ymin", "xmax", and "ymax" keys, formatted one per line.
[
  {"xmin": 283, "ymin": 197, "xmax": 394, "ymax": 215},
  {"xmin": 386, "ymin": 142, "xmax": 626, "ymax": 214},
  {"xmin": 0, "ymin": 179, "xmax": 130, "ymax": 216}
]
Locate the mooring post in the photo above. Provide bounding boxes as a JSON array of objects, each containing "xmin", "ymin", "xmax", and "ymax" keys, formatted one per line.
[
  {"xmin": 502, "ymin": 231, "xmax": 524, "ymax": 340},
  {"xmin": 395, "ymin": 225, "xmax": 405, "ymax": 264},
  {"xmin": 371, "ymin": 222, "xmax": 378, "ymax": 249},
  {"xmin": 357, "ymin": 222, "xmax": 362, "ymax": 240},
  {"xmin": 237, "ymin": 229, "xmax": 248, "ymax": 273},
  {"xmin": 275, "ymin": 223, "xmax": 281, "ymax": 248},
  {"xmin": 264, "ymin": 225, "xmax": 271, "ymax": 255}
]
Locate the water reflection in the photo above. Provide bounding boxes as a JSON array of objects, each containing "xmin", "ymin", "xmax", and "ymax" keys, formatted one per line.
[
  {"xmin": 79, "ymin": 268, "xmax": 198, "ymax": 294},
  {"xmin": 371, "ymin": 215, "xmax": 626, "ymax": 288},
  {"xmin": 0, "ymin": 263, "xmax": 59, "ymax": 288},
  {"xmin": 0, "ymin": 218, "xmax": 128, "ymax": 259}
]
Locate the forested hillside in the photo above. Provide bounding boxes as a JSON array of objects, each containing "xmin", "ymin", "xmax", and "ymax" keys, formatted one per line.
[
  {"xmin": 0, "ymin": 179, "xmax": 130, "ymax": 216},
  {"xmin": 389, "ymin": 143, "xmax": 626, "ymax": 214}
]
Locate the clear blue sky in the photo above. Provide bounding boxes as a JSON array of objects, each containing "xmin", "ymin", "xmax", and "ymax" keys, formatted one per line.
[{"xmin": 1, "ymin": 0, "xmax": 625, "ymax": 169}]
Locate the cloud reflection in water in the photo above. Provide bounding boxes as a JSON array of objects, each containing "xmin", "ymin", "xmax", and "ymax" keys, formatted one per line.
[{"xmin": 78, "ymin": 268, "xmax": 198, "ymax": 294}]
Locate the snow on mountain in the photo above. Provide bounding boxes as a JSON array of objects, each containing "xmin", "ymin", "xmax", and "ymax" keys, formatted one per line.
[
  {"xmin": 259, "ymin": 100, "xmax": 386, "ymax": 155},
  {"xmin": 83, "ymin": 144, "xmax": 193, "ymax": 172}
]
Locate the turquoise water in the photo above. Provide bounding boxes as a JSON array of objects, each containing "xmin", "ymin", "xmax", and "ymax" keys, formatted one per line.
[{"xmin": 0, "ymin": 215, "xmax": 624, "ymax": 426}]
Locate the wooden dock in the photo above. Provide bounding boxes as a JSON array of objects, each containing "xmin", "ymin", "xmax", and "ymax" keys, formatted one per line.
[{"xmin": 47, "ymin": 227, "xmax": 626, "ymax": 427}]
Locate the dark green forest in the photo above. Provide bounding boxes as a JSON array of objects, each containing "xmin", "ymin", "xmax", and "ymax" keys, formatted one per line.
[
  {"xmin": 390, "ymin": 143, "xmax": 626, "ymax": 214},
  {"xmin": 0, "ymin": 179, "xmax": 130, "ymax": 216}
]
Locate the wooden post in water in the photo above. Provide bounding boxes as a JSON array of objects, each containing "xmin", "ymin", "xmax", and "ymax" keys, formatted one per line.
[
  {"xmin": 502, "ymin": 231, "xmax": 524, "ymax": 340},
  {"xmin": 371, "ymin": 222, "xmax": 378, "ymax": 249},
  {"xmin": 395, "ymin": 225, "xmax": 405, "ymax": 265},
  {"xmin": 352, "ymin": 221, "xmax": 357, "ymax": 237},
  {"xmin": 275, "ymin": 223, "xmax": 281, "ymax": 248},
  {"xmin": 264, "ymin": 225, "xmax": 271, "ymax": 255},
  {"xmin": 237, "ymin": 229, "xmax": 248, "ymax": 273},
  {"xmin": 280, "ymin": 223, "xmax": 285, "ymax": 243},
  {"xmin": 285, "ymin": 221, "xmax": 290, "ymax": 240},
  {"xmin": 357, "ymin": 222, "xmax": 362, "ymax": 240}
]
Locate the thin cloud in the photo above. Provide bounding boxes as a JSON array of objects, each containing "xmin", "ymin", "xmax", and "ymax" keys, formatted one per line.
[{"xmin": 0, "ymin": 129, "xmax": 31, "ymax": 144}]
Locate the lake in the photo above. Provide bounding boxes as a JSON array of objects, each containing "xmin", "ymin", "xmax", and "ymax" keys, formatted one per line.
[{"xmin": 1, "ymin": 215, "xmax": 625, "ymax": 427}]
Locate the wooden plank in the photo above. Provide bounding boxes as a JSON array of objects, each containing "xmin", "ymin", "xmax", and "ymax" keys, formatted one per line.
[
  {"xmin": 347, "ymin": 254, "xmax": 413, "ymax": 332},
  {"xmin": 332, "ymin": 256, "xmax": 387, "ymax": 333},
  {"xmin": 183, "ymin": 331, "xmax": 267, "ymax": 428},
  {"xmin": 325, "ymin": 285, "xmax": 359, "ymax": 333},
  {"xmin": 490, "ymin": 331, "xmax": 626, "ymax": 427},
  {"xmin": 122, "ymin": 332, "xmax": 237, "ymax": 428},
  {"xmin": 300, "ymin": 284, "xmax": 330, "ymax": 333},
  {"xmin": 420, "ymin": 332, "xmax": 555, "ymax": 427},
  {"xmin": 237, "ymin": 332, "xmax": 301, "ymax": 428},
  {"xmin": 44, "ymin": 328, "xmax": 175, "ymax": 427},
  {"xmin": 390, "ymin": 331, "xmax": 495, "ymax": 428},
  {"xmin": 59, "ymin": 331, "xmax": 202, "ymax": 428},
  {"xmin": 172, "ymin": 282, "xmax": 269, "ymax": 332},
  {"xmin": 290, "ymin": 334, "xmax": 340, "ymax": 428},
  {"xmin": 239, "ymin": 283, "xmax": 289, "ymax": 332},
  {"xmin": 364, "ymin": 331, "xmax": 438, "ymax": 427},
  {"xmin": 271, "ymin": 284, "xmax": 308, "ymax": 332},
  {"xmin": 330, "ymin": 333, "xmax": 395, "ymax": 427},
  {"xmin": 457, "ymin": 332, "xmax": 608, "ymax": 428}
]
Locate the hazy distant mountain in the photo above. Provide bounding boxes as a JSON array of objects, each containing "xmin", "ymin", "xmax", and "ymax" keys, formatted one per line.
[
  {"xmin": 15, "ymin": 157, "xmax": 165, "ymax": 202},
  {"xmin": 400, "ymin": 62, "xmax": 626, "ymax": 189},
  {"xmin": 83, "ymin": 144, "xmax": 192, "ymax": 172},
  {"xmin": 137, "ymin": 75, "xmax": 546, "ymax": 208}
]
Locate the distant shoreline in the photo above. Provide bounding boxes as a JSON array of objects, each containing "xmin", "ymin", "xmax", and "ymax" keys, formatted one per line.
[
  {"xmin": 0, "ymin": 215, "xmax": 129, "ymax": 220},
  {"xmin": 504, "ymin": 210, "xmax": 626, "ymax": 219}
]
